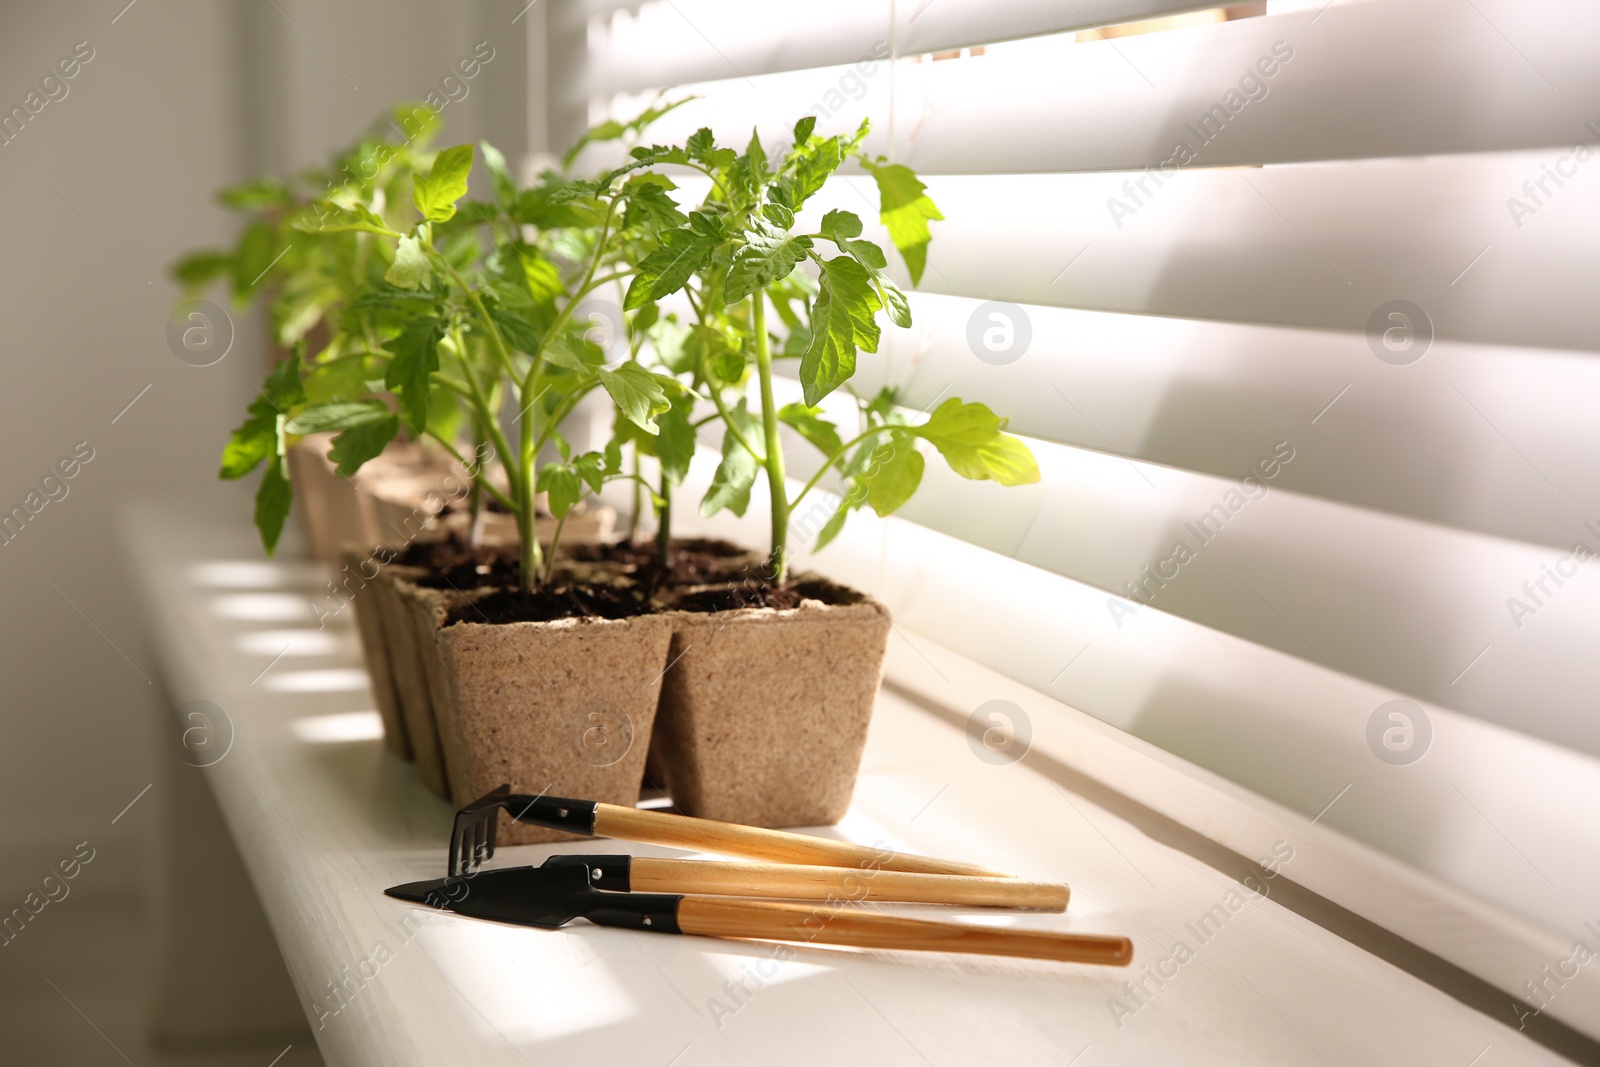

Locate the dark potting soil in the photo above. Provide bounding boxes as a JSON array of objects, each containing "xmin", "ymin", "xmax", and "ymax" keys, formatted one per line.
[
  {"xmin": 564, "ymin": 537, "xmax": 759, "ymax": 588},
  {"xmin": 394, "ymin": 539, "xmax": 521, "ymax": 591},
  {"xmin": 668, "ymin": 577, "xmax": 862, "ymax": 613},
  {"xmin": 451, "ymin": 582, "xmax": 652, "ymax": 625},
  {"xmin": 408, "ymin": 534, "xmax": 862, "ymax": 626}
]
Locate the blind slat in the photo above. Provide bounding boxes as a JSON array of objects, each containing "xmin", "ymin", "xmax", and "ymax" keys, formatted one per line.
[
  {"xmin": 854, "ymin": 292, "xmax": 1600, "ymax": 554},
  {"xmin": 795, "ymin": 158, "xmax": 1600, "ymax": 353},
  {"xmin": 572, "ymin": 0, "xmax": 1224, "ymax": 103}
]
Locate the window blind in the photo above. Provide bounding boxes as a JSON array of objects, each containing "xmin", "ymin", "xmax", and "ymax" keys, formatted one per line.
[{"xmin": 546, "ymin": 0, "xmax": 1600, "ymax": 1037}]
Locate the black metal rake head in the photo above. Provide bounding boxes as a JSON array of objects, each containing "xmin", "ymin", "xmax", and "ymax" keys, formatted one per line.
[{"xmin": 448, "ymin": 784, "xmax": 600, "ymax": 876}]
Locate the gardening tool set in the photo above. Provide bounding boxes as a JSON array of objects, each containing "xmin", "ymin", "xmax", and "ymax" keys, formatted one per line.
[{"xmin": 386, "ymin": 785, "xmax": 1133, "ymax": 967}]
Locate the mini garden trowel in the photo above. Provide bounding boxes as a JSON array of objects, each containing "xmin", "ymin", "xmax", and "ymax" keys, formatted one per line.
[{"xmin": 385, "ymin": 863, "xmax": 1130, "ymax": 966}]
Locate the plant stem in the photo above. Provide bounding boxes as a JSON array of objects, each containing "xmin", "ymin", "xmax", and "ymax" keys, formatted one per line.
[
  {"xmin": 448, "ymin": 323, "xmax": 519, "ymax": 510},
  {"xmin": 627, "ymin": 449, "xmax": 642, "ymax": 542},
  {"xmin": 543, "ymin": 513, "xmax": 568, "ymax": 586},
  {"xmin": 466, "ymin": 426, "xmax": 487, "ymax": 547},
  {"xmin": 655, "ymin": 477, "xmax": 673, "ymax": 571},
  {"xmin": 750, "ymin": 292, "xmax": 789, "ymax": 584}
]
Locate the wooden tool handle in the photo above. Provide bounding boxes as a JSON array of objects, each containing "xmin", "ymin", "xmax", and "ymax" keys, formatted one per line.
[
  {"xmin": 631, "ymin": 858, "xmax": 1068, "ymax": 911},
  {"xmin": 594, "ymin": 804, "xmax": 1012, "ymax": 879},
  {"xmin": 674, "ymin": 897, "xmax": 1130, "ymax": 965}
]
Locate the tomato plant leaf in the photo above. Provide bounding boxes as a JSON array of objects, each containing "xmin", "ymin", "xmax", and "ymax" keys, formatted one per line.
[
  {"xmin": 861, "ymin": 436, "xmax": 924, "ymax": 516},
  {"xmin": 536, "ymin": 462, "xmax": 583, "ymax": 519},
  {"xmin": 284, "ymin": 400, "xmax": 392, "ymax": 435},
  {"xmin": 700, "ymin": 431, "xmax": 761, "ymax": 519},
  {"xmin": 478, "ymin": 140, "xmax": 518, "ymax": 209},
  {"xmin": 221, "ymin": 357, "xmax": 304, "ymax": 480},
  {"xmin": 599, "ymin": 362, "xmax": 674, "ymax": 434},
  {"xmin": 876, "ymin": 273, "xmax": 912, "ymax": 328},
  {"xmin": 254, "ymin": 451, "xmax": 293, "ymax": 555},
  {"xmin": 861, "ymin": 159, "xmax": 943, "ymax": 286},
  {"xmin": 914, "ymin": 398, "xmax": 1040, "ymax": 485},
  {"xmin": 799, "ymin": 255, "xmax": 880, "ymax": 406},
  {"xmin": 385, "ymin": 234, "xmax": 432, "ymax": 290},
  {"xmin": 777, "ymin": 402, "xmax": 843, "ymax": 458},
  {"xmin": 623, "ymin": 224, "xmax": 718, "ymax": 310},
  {"xmin": 412, "ymin": 144, "xmax": 475, "ymax": 223},
  {"xmin": 724, "ymin": 219, "xmax": 808, "ymax": 304},
  {"xmin": 383, "ymin": 315, "xmax": 444, "ymax": 432},
  {"xmin": 326, "ymin": 409, "xmax": 400, "ymax": 477}
]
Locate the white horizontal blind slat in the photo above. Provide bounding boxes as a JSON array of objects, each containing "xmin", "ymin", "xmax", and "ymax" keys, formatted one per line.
[
  {"xmin": 896, "ymin": 0, "xmax": 1227, "ymax": 56},
  {"xmin": 855, "ymin": 292, "xmax": 1600, "ymax": 554},
  {"xmin": 579, "ymin": 1, "xmax": 1600, "ymax": 172},
  {"xmin": 572, "ymin": 0, "xmax": 1229, "ymax": 103},
  {"xmin": 894, "ymin": 0, "xmax": 1600, "ymax": 172},
  {"xmin": 792, "ymin": 156, "xmax": 1600, "ymax": 353},
  {"xmin": 569, "ymin": 0, "xmax": 890, "ymax": 104}
]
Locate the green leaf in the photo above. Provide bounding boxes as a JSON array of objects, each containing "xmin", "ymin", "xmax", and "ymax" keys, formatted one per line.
[
  {"xmin": 219, "ymin": 176, "xmax": 291, "ymax": 212},
  {"xmin": 793, "ymin": 115, "xmax": 817, "ymax": 145},
  {"xmin": 654, "ymin": 399, "xmax": 696, "ymax": 486},
  {"xmin": 512, "ymin": 178, "xmax": 597, "ymax": 228},
  {"xmin": 171, "ymin": 250, "xmax": 233, "ymax": 290},
  {"xmin": 285, "ymin": 401, "xmax": 392, "ymax": 435},
  {"xmin": 232, "ymin": 221, "xmax": 276, "ymax": 303},
  {"xmin": 543, "ymin": 332, "xmax": 605, "ymax": 373},
  {"xmin": 700, "ymin": 428, "xmax": 761, "ymax": 519},
  {"xmin": 623, "ymin": 225, "xmax": 717, "ymax": 310},
  {"xmin": 515, "ymin": 245, "xmax": 564, "ymax": 306},
  {"xmin": 254, "ymin": 451, "xmax": 293, "ymax": 555},
  {"xmin": 296, "ymin": 204, "xmax": 397, "ymax": 237},
  {"xmin": 812, "ymin": 480, "xmax": 866, "ymax": 552},
  {"xmin": 799, "ymin": 256, "xmax": 881, "ymax": 406},
  {"xmin": 860, "ymin": 437, "xmax": 924, "ymax": 516},
  {"xmin": 861, "ymin": 160, "xmax": 943, "ymax": 286},
  {"xmin": 537, "ymin": 463, "xmax": 582, "ymax": 519},
  {"xmin": 385, "ymin": 235, "xmax": 432, "ymax": 290},
  {"xmin": 599, "ymin": 362, "xmax": 674, "ymax": 434},
  {"xmin": 327, "ymin": 411, "xmax": 400, "ymax": 477},
  {"xmin": 479, "ymin": 140, "xmax": 518, "ymax": 207},
  {"xmin": 303, "ymin": 348, "xmax": 372, "ymax": 405},
  {"xmin": 783, "ymin": 137, "xmax": 843, "ymax": 209},
  {"xmin": 572, "ymin": 450, "xmax": 610, "ymax": 495},
  {"xmin": 777, "ymin": 402, "xmax": 843, "ymax": 457},
  {"xmin": 761, "ymin": 202, "xmax": 795, "ymax": 230},
  {"xmin": 221, "ymin": 357, "xmax": 304, "ymax": 480},
  {"xmin": 877, "ymin": 273, "xmax": 911, "ymax": 328},
  {"xmin": 383, "ymin": 315, "xmax": 444, "ymax": 432},
  {"xmin": 220, "ymin": 410, "xmax": 274, "ymax": 480},
  {"xmin": 487, "ymin": 305, "xmax": 540, "ymax": 354},
  {"xmin": 724, "ymin": 219, "xmax": 808, "ymax": 304},
  {"xmin": 843, "ymin": 239, "xmax": 887, "ymax": 271},
  {"xmin": 819, "ymin": 210, "xmax": 862, "ymax": 240},
  {"xmin": 412, "ymin": 144, "xmax": 475, "ymax": 223},
  {"xmin": 621, "ymin": 174, "xmax": 687, "ymax": 232},
  {"xmin": 914, "ymin": 398, "xmax": 1040, "ymax": 486}
]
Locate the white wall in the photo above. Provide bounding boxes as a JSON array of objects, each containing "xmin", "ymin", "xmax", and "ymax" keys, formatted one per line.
[{"xmin": 0, "ymin": 0, "xmax": 533, "ymax": 891}]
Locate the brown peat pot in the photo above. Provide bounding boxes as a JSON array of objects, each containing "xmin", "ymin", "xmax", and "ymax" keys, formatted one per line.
[
  {"xmin": 650, "ymin": 577, "xmax": 891, "ymax": 828},
  {"xmin": 425, "ymin": 603, "xmax": 674, "ymax": 844}
]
